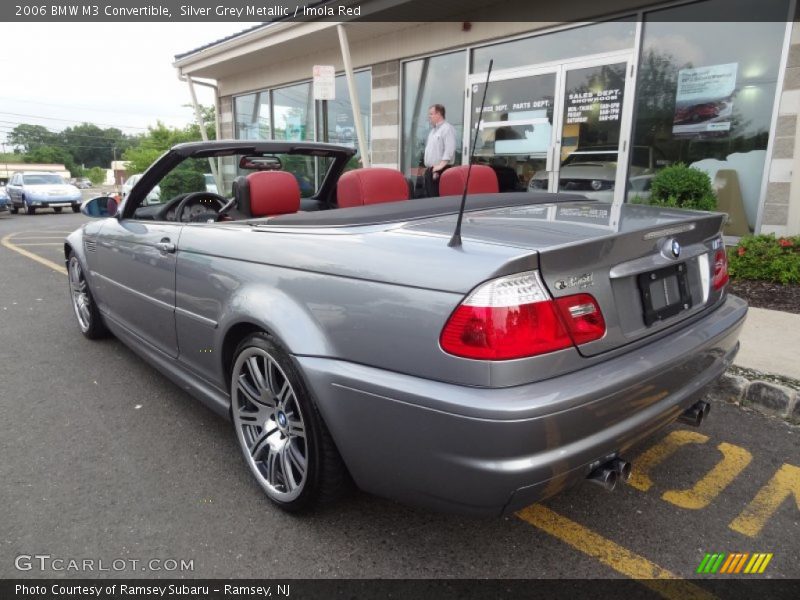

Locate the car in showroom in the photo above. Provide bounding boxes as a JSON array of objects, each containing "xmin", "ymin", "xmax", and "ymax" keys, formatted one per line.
[
  {"xmin": 65, "ymin": 140, "xmax": 746, "ymax": 515},
  {"xmin": 6, "ymin": 171, "xmax": 82, "ymax": 214},
  {"xmin": 527, "ymin": 146, "xmax": 665, "ymax": 202}
]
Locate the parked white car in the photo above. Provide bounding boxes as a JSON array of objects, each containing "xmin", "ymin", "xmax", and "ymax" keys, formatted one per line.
[{"xmin": 122, "ymin": 174, "xmax": 161, "ymax": 205}]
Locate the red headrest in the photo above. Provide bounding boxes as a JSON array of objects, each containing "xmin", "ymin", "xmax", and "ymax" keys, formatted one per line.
[
  {"xmin": 247, "ymin": 171, "xmax": 300, "ymax": 217},
  {"xmin": 439, "ymin": 165, "xmax": 499, "ymax": 196},
  {"xmin": 337, "ymin": 168, "xmax": 409, "ymax": 208}
]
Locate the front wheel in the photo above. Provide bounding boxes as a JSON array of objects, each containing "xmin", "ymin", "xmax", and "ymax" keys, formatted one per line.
[
  {"xmin": 230, "ymin": 332, "xmax": 349, "ymax": 512},
  {"xmin": 10, "ymin": 204, "xmax": 18, "ymax": 214},
  {"xmin": 68, "ymin": 252, "xmax": 108, "ymax": 339},
  {"xmin": 71, "ymin": 204, "xmax": 81, "ymax": 213},
  {"xmin": 53, "ymin": 207, "xmax": 62, "ymax": 213},
  {"xmin": 24, "ymin": 198, "xmax": 34, "ymax": 215}
]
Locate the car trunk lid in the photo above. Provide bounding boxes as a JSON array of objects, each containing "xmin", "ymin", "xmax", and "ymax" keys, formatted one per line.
[{"xmin": 401, "ymin": 200, "xmax": 727, "ymax": 357}]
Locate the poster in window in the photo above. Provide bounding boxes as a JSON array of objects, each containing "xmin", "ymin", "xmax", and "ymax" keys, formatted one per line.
[{"xmin": 672, "ymin": 63, "xmax": 737, "ymax": 137}]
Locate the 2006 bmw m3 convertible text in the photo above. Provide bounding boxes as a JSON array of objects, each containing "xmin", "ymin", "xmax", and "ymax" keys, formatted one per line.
[{"xmin": 65, "ymin": 141, "xmax": 746, "ymax": 515}]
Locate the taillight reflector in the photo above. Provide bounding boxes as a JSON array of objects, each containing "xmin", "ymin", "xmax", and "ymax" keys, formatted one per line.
[
  {"xmin": 554, "ymin": 294, "xmax": 606, "ymax": 346},
  {"xmin": 712, "ymin": 248, "xmax": 729, "ymax": 290},
  {"xmin": 440, "ymin": 271, "xmax": 606, "ymax": 360}
]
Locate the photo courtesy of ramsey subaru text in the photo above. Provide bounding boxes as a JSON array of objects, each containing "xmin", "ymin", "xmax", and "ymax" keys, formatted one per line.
[{"xmin": 65, "ymin": 140, "xmax": 746, "ymax": 515}]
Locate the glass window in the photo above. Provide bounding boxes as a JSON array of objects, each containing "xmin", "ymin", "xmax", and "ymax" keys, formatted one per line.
[
  {"xmin": 316, "ymin": 71, "xmax": 371, "ymax": 152},
  {"xmin": 272, "ymin": 82, "xmax": 314, "ymax": 142},
  {"xmin": 234, "ymin": 92, "xmax": 270, "ymax": 140},
  {"xmin": 402, "ymin": 51, "xmax": 466, "ymax": 177},
  {"xmin": 471, "ymin": 20, "xmax": 636, "ymax": 74},
  {"xmin": 632, "ymin": 0, "xmax": 790, "ymax": 232}
]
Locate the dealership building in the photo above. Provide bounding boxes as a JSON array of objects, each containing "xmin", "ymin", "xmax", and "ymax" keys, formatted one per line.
[{"xmin": 174, "ymin": 0, "xmax": 800, "ymax": 236}]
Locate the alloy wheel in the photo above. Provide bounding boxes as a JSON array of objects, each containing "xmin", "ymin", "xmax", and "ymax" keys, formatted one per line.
[
  {"xmin": 231, "ymin": 347, "xmax": 308, "ymax": 502},
  {"xmin": 68, "ymin": 256, "xmax": 91, "ymax": 332}
]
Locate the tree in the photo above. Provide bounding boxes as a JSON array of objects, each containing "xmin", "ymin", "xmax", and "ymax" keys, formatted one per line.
[
  {"xmin": 23, "ymin": 145, "xmax": 79, "ymax": 175},
  {"xmin": 122, "ymin": 106, "xmax": 217, "ymax": 174},
  {"xmin": 60, "ymin": 123, "xmax": 133, "ymax": 169},
  {"xmin": 8, "ymin": 124, "xmax": 59, "ymax": 153}
]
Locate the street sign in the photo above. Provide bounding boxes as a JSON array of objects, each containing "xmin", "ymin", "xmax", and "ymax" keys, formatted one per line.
[{"xmin": 313, "ymin": 65, "xmax": 336, "ymax": 101}]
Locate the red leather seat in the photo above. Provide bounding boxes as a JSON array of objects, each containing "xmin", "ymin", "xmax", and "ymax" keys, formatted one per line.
[
  {"xmin": 439, "ymin": 165, "xmax": 499, "ymax": 196},
  {"xmin": 337, "ymin": 168, "xmax": 409, "ymax": 208},
  {"xmin": 236, "ymin": 171, "xmax": 301, "ymax": 218}
]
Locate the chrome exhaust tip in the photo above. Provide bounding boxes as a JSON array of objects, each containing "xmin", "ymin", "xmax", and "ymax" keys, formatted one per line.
[
  {"xmin": 587, "ymin": 466, "xmax": 618, "ymax": 492},
  {"xmin": 609, "ymin": 458, "xmax": 632, "ymax": 483},
  {"xmin": 678, "ymin": 400, "xmax": 711, "ymax": 427}
]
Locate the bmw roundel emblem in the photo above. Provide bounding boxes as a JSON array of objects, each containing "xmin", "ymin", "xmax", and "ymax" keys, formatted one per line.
[{"xmin": 671, "ymin": 239, "xmax": 681, "ymax": 258}]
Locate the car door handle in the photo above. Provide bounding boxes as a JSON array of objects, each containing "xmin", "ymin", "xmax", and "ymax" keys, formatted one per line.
[{"xmin": 155, "ymin": 240, "xmax": 176, "ymax": 254}]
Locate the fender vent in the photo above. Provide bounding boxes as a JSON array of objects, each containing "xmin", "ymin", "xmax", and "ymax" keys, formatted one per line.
[{"xmin": 84, "ymin": 239, "xmax": 97, "ymax": 253}]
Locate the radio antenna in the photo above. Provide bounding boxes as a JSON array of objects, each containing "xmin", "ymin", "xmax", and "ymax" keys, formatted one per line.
[{"xmin": 448, "ymin": 59, "xmax": 493, "ymax": 248}]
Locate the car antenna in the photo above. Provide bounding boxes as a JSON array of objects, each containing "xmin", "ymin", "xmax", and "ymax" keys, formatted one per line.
[{"xmin": 448, "ymin": 59, "xmax": 493, "ymax": 248}]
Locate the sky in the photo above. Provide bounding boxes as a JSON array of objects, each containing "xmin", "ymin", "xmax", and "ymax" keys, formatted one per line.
[{"xmin": 0, "ymin": 22, "xmax": 262, "ymax": 148}]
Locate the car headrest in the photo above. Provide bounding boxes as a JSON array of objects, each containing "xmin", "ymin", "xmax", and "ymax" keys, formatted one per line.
[
  {"xmin": 232, "ymin": 176, "xmax": 251, "ymax": 216},
  {"xmin": 439, "ymin": 165, "xmax": 500, "ymax": 196},
  {"xmin": 337, "ymin": 168, "xmax": 410, "ymax": 208},
  {"xmin": 245, "ymin": 171, "xmax": 301, "ymax": 218}
]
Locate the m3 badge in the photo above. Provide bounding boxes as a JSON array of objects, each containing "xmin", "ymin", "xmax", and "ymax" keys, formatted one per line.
[{"xmin": 554, "ymin": 273, "xmax": 594, "ymax": 291}]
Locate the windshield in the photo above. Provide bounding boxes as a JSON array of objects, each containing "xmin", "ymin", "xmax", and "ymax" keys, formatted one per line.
[{"xmin": 23, "ymin": 174, "xmax": 64, "ymax": 185}]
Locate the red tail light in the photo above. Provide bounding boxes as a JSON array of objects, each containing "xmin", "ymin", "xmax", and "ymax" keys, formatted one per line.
[
  {"xmin": 712, "ymin": 248, "xmax": 729, "ymax": 290},
  {"xmin": 440, "ymin": 271, "xmax": 605, "ymax": 360},
  {"xmin": 554, "ymin": 294, "xmax": 606, "ymax": 345}
]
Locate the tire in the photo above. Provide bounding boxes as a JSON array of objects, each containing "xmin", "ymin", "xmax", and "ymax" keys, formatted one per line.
[
  {"xmin": 10, "ymin": 204, "xmax": 18, "ymax": 214},
  {"xmin": 53, "ymin": 207, "xmax": 62, "ymax": 213},
  {"xmin": 230, "ymin": 332, "xmax": 349, "ymax": 512},
  {"xmin": 24, "ymin": 198, "xmax": 34, "ymax": 215},
  {"xmin": 72, "ymin": 204, "xmax": 81, "ymax": 213},
  {"xmin": 67, "ymin": 252, "xmax": 109, "ymax": 339}
]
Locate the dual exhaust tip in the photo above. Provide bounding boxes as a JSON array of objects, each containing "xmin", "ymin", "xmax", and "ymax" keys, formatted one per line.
[
  {"xmin": 587, "ymin": 458, "xmax": 631, "ymax": 492},
  {"xmin": 586, "ymin": 400, "xmax": 711, "ymax": 492}
]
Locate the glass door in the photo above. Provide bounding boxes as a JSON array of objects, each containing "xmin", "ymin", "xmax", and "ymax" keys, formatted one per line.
[
  {"xmin": 468, "ymin": 68, "xmax": 559, "ymax": 192},
  {"xmin": 466, "ymin": 52, "xmax": 634, "ymax": 202},
  {"xmin": 555, "ymin": 59, "xmax": 630, "ymax": 202}
]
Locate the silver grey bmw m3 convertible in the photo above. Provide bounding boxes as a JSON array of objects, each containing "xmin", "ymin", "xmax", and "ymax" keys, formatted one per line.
[{"xmin": 65, "ymin": 141, "xmax": 746, "ymax": 515}]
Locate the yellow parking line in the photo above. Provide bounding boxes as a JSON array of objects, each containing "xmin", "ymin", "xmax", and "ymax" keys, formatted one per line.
[
  {"xmin": 629, "ymin": 430, "xmax": 709, "ymax": 492},
  {"xmin": 1, "ymin": 233, "xmax": 66, "ymax": 274},
  {"xmin": 729, "ymin": 463, "xmax": 800, "ymax": 537},
  {"xmin": 662, "ymin": 442, "xmax": 752, "ymax": 510},
  {"xmin": 517, "ymin": 505, "xmax": 716, "ymax": 600},
  {"xmin": 13, "ymin": 242, "xmax": 64, "ymax": 246}
]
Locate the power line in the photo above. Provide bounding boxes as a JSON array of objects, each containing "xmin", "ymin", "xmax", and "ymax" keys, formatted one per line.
[{"xmin": 0, "ymin": 111, "xmax": 151, "ymax": 130}]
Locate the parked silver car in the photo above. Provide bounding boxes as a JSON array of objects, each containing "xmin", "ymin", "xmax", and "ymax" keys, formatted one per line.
[
  {"xmin": 66, "ymin": 141, "xmax": 746, "ymax": 515},
  {"xmin": 6, "ymin": 171, "xmax": 82, "ymax": 214}
]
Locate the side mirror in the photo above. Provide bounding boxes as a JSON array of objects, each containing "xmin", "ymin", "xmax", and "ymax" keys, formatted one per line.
[{"xmin": 81, "ymin": 196, "xmax": 118, "ymax": 218}]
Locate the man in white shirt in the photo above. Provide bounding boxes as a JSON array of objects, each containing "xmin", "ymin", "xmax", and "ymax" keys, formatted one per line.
[{"xmin": 423, "ymin": 104, "xmax": 457, "ymax": 196}]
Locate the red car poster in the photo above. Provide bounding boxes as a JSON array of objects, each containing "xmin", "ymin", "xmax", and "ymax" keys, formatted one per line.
[{"xmin": 672, "ymin": 63, "xmax": 737, "ymax": 137}]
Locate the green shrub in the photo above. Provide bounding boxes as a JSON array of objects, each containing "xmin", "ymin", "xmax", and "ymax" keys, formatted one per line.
[
  {"xmin": 728, "ymin": 234, "xmax": 800, "ymax": 284},
  {"xmin": 649, "ymin": 164, "xmax": 717, "ymax": 211}
]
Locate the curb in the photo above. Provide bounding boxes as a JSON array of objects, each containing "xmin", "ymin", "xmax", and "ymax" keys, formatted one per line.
[{"xmin": 705, "ymin": 366, "xmax": 800, "ymax": 423}]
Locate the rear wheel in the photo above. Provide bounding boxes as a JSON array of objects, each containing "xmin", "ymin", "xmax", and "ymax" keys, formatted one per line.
[
  {"xmin": 53, "ymin": 207, "xmax": 62, "ymax": 213},
  {"xmin": 67, "ymin": 252, "xmax": 108, "ymax": 339},
  {"xmin": 230, "ymin": 332, "xmax": 349, "ymax": 512}
]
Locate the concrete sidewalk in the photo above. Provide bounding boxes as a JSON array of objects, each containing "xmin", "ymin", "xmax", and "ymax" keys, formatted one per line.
[{"xmin": 734, "ymin": 306, "xmax": 800, "ymax": 381}]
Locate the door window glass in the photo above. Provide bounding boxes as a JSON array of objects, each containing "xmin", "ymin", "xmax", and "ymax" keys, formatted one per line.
[{"xmin": 472, "ymin": 73, "xmax": 556, "ymax": 191}]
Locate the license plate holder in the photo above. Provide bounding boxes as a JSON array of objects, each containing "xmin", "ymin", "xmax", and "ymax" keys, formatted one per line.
[{"xmin": 638, "ymin": 263, "xmax": 692, "ymax": 326}]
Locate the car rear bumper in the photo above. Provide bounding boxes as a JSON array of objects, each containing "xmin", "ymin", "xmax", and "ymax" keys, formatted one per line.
[{"xmin": 297, "ymin": 294, "xmax": 747, "ymax": 516}]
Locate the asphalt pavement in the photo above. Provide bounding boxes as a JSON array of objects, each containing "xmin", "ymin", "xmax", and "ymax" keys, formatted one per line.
[{"xmin": 0, "ymin": 210, "xmax": 798, "ymax": 588}]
